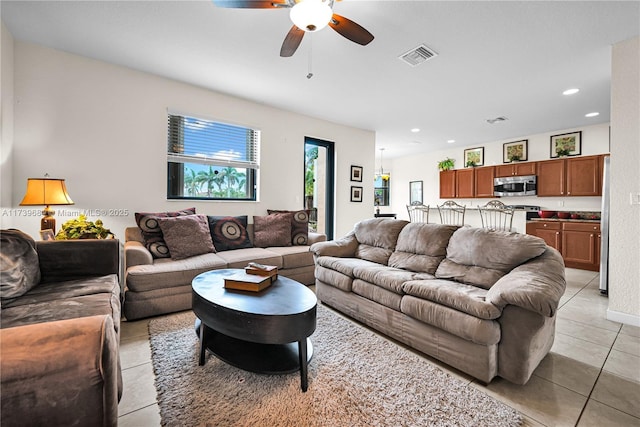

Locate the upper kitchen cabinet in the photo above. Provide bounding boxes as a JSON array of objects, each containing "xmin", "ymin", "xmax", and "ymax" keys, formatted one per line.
[
  {"xmin": 439, "ymin": 170, "xmax": 456, "ymax": 198},
  {"xmin": 495, "ymin": 162, "xmax": 536, "ymax": 177},
  {"xmin": 537, "ymin": 155, "xmax": 604, "ymax": 197},
  {"xmin": 474, "ymin": 166, "xmax": 495, "ymax": 198}
]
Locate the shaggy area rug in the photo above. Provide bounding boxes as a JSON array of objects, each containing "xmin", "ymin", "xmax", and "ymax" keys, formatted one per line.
[{"xmin": 149, "ymin": 304, "xmax": 522, "ymax": 427}]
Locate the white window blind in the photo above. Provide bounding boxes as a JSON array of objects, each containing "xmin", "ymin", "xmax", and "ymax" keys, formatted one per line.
[{"xmin": 167, "ymin": 114, "xmax": 260, "ymax": 169}]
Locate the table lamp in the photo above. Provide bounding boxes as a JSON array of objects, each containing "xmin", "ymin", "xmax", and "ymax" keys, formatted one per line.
[{"xmin": 19, "ymin": 176, "xmax": 74, "ymax": 232}]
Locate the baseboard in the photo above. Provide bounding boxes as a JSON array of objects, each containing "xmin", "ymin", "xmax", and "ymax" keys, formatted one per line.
[{"xmin": 607, "ymin": 309, "xmax": 640, "ymax": 327}]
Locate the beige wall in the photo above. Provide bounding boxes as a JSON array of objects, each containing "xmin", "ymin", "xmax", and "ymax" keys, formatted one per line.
[
  {"xmin": 1, "ymin": 22, "xmax": 14, "ymax": 221},
  {"xmin": 609, "ymin": 36, "xmax": 640, "ymax": 325},
  {"xmin": 3, "ymin": 41, "xmax": 376, "ymax": 239}
]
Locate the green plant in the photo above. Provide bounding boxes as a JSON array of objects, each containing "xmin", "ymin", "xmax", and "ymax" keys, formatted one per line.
[
  {"xmin": 465, "ymin": 160, "xmax": 477, "ymax": 167},
  {"xmin": 509, "ymin": 154, "xmax": 521, "ymax": 162},
  {"xmin": 55, "ymin": 214, "xmax": 114, "ymax": 240},
  {"xmin": 556, "ymin": 148, "xmax": 571, "ymax": 156},
  {"xmin": 438, "ymin": 158, "xmax": 455, "ymax": 171}
]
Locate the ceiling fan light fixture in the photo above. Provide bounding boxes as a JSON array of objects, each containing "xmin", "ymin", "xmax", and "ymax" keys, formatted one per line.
[{"xmin": 290, "ymin": 0, "xmax": 333, "ymax": 32}]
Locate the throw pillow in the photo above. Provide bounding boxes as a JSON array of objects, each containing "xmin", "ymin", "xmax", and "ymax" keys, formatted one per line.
[
  {"xmin": 156, "ymin": 214, "xmax": 215, "ymax": 260},
  {"xmin": 267, "ymin": 209, "xmax": 310, "ymax": 245},
  {"xmin": 207, "ymin": 216, "xmax": 253, "ymax": 251},
  {"xmin": 253, "ymin": 214, "xmax": 292, "ymax": 248},
  {"xmin": 0, "ymin": 229, "xmax": 41, "ymax": 301},
  {"xmin": 135, "ymin": 207, "xmax": 196, "ymax": 258}
]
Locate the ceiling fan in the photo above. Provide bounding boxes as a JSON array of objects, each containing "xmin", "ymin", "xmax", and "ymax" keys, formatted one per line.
[{"xmin": 213, "ymin": 0, "xmax": 374, "ymax": 57}]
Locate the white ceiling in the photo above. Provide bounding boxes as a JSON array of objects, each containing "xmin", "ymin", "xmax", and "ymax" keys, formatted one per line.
[{"xmin": 2, "ymin": 1, "xmax": 639, "ymax": 158}]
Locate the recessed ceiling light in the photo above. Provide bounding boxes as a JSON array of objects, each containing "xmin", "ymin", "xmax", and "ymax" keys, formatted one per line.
[
  {"xmin": 411, "ymin": 128, "xmax": 420, "ymax": 133},
  {"xmin": 447, "ymin": 139, "xmax": 456, "ymax": 144},
  {"xmin": 563, "ymin": 88, "xmax": 580, "ymax": 95},
  {"xmin": 585, "ymin": 112, "xmax": 600, "ymax": 117}
]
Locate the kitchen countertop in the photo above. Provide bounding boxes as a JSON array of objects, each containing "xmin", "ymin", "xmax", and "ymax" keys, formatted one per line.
[{"xmin": 529, "ymin": 218, "xmax": 600, "ymax": 223}]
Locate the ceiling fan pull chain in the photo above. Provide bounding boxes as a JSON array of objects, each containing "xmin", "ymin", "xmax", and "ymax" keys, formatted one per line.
[{"xmin": 307, "ymin": 34, "xmax": 314, "ymax": 79}]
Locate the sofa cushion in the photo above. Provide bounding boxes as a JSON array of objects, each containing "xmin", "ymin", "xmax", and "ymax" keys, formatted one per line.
[
  {"xmin": 352, "ymin": 279, "xmax": 403, "ymax": 311},
  {"xmin": 0, "ymin": 229, "xmax": 41, "ymax": 301},
  {"xmin": 316, "ymin": 256, "xmax": 381, "ymax": 279},
  {"xmin": 352, "ymin": 265, "xmax": 431, "ymax": 294},
  {"xmin": 354, "ymin": 218, "xmax": 409, "ymax": 265},
  {"xmin": 213, "ymin": 248, "xmax": 283, "ymax": 269},
  {"xmin": 125, "ymin": 253, "xmax": 228, "ymax": 292},
  {"xmin": 253, "ymin": 214, "xmax": 292, "ymax": 248},
  {"xmin": 135, "ymin": 207, "xmax": 196, "ymax": 258},
  {"xmin": 263, "ymin": 246, "xmax": 314, "ymax": 269},
  {"xmin": 400, "ymin": 295, "xmax": 501, "ymax": 346},
  {"xmin": 207, "ymin": 215, "xmax": 253, "ymax": 251},
  {"xmin": 402, "ymin": 279, "xmax": 502, "ymax": 320},
  {"xmin": 157, "ymin": 214, "xmax": 215, "ymax": 260},
  {"xmin": 314, "ymin": 265, "xmax": 354, "ymax": 292},
  {"xmin": 268, "ymin": 209, "xmax": 310, "ymax": 245},
  {"xmin": 435, "ymin": 227, "xmax": 547, "ymax": 289},
  {"xmin": 389, "ymin": 223, "xmax": 458, "ymax": 274}
]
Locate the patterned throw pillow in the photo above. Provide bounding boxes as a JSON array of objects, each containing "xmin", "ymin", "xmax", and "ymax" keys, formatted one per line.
[
  {"xmin": 156, "ymin": 214, "xmax": 215, "ymax": 260},
  {"xmin": 207, "ymin": 216, "xmax": 253, "ymax": 252},
  {"xmin": 253, "ymin": 214, "xmax": 292, "ymax": 248},
  {"xmin": 135, "ymin": 207, "xmax": 196, "ymax": 258},
  {"xmin": 267, "ymin": 209, "xmax": 310, "ymax": 245}
]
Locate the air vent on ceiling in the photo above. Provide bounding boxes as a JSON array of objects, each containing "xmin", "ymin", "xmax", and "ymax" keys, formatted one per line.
[
  {"xmin": 398, "ymin": 44, "xmax": 438, "ymax": 67},
  {"xmin": 486, "ymin": 116, "xmax": 508, "ymax": 124}
]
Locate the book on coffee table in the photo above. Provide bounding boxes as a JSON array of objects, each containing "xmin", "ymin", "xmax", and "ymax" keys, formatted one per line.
[
  {"xmin": 224, "ymin": 272, "xmax": 272, "ymax": 292},
  {"xmin": 244, "ymin": 263, "xmax": 278, "ymax": 281}
]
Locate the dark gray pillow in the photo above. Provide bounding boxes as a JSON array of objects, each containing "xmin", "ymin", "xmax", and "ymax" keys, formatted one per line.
[
  {"xmin": 253, "ymin": 214, "xmax": 292, "ymax": 248},
  {"xmin": 0, "ymin": 229, "xmax": 41, "ymax": 301},
  {"xmin": 157, "ymin": 215, "xmax": 215, "ymax": 260}
]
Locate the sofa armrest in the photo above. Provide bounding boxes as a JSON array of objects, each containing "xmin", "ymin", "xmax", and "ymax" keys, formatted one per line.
[
  {"xmin": 486, "ymin": 248, "xmax": 566, "ymax": 317},
  {"xmin": 310, "ymin": 231, "xmax": 358, "ymax": 258},
  {"xmin": 307, "ymin": 232, "xmax": 327, "ymax": 245},
  {"xmin": 0, "ymin": 315, "xmax": 120, "ymax": 427},
  {"xmin": 124, "ymin": 240, "xmax": 153, "ymax": 269},
  {"xmin": 36, "ymin": 239, "xmax": 120, "ymax": 284}
]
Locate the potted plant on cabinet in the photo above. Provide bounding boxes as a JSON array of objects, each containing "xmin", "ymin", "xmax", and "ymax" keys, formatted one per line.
[{"xmin": 438, "ymin": 158, "xmax": 455, "ymax": 171}]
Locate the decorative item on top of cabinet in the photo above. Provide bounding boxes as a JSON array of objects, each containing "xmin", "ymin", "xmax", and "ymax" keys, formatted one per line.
[{"xmin": 503, "ymin": 139, "xmax": 528, "ymax": 163}]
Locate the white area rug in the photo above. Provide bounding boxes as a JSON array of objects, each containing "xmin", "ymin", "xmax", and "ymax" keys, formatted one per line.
[{"xmin": 149, "ymin": 304, "xmax": 522, "ymax": 426}]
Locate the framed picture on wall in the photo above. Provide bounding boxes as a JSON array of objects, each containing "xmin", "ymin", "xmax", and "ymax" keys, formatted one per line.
[
  {"xmin": 463, "ymin": 147, "xmax": 484, "ymax": 167},
  {"xmin": 409, "ymin": 181, "xmax": 423, "ymax": 205},
  {"xmin": 350, "ymin": 165, "xmax": 363, "ymax": 182},
  {"xmin": 503, "ymin": 139, "xmax": 528, "ymax": 163},
  {"xmin": 350, "ymin": 186, "xmax": 363, "ymax": 202},
  {"xmin": 550, "ymin": 131, "xmax": 582, "ymax": 158}
]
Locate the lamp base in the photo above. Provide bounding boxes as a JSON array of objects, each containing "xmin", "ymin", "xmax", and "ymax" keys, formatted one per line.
[{"xmin": 41, "ymin": 206, "xmax": 56, "ymax": 233}]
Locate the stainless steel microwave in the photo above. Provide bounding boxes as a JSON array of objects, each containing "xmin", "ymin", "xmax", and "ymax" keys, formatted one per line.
[{"xmin": 494, "ymin": 175, "xmax": 537, "ymax": 197}]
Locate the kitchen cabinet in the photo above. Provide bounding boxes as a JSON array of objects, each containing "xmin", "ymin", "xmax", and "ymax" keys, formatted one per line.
[
  {"xmin": 527, "ymin": 220, "xmax": 600, "ymax": 271},
  {"xmin": 474, "ymin": 166, "xmax": 495, "ymax": 198},
  {"xmin": 537, "ymin": 155, "xmax": 603, "ymax": 197},
  {"xmin": 495, "ymin": 162, "xmax": 536, "ymax": 177},
  {"xmin": 526, "ymin": 221, "xmax": 561, "ymax": 252},
  {"xmin": 439, "ymin": 170, "xmax": 456, "ymax": 198},
  {"xmin": 562, "ymin": 222, "xmax": 601, "ymax": 271},
  {"xmin": 455, "ymin": 169, "xmax": 475, "ymax": 198}
]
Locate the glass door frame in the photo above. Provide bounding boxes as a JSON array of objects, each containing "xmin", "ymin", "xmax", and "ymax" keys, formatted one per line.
[{"xmin": 304, "ymin": 137, "xmax": 335, "ymax": 240}]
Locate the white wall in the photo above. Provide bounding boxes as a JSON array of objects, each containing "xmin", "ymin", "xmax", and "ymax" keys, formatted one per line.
[
  {"xmin": 1, "ymin": 22, "xmax": 14, "ymax": 225},
  {"xmin": 609, "ymin": 36, "xmax": 640, "ymax": 326},
  {"xmin": 5, "ymin": 41, "xmax": 375, "ymax": 240},
  {"xmin": 386, "ymin": 123, "xmax": 610, "ymax": 232}
]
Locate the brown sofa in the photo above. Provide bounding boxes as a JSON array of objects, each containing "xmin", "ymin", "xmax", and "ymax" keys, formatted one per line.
[
  {"xmin": 310, "ymin": 218, "xmax": 566, "ymax": 385},
  {"xmin": 124, "ymin": 221, "xmax": 326, "ymax": 320},
  {"xmin": 0, "ymin": 230, "xmax": 121, "ymax": 427}
]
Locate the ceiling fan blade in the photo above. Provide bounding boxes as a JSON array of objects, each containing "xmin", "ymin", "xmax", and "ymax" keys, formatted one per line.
[
  {"xmin": 212, "ymin": 0, "xmax": 290, "ymax": 9},
  {"xmin": 328, "ymin": 13, "xmax": 374, "ymax": 46},
  {"xmin": 280, "ymin": 25, "xmax": 305, "ymax": 57}
]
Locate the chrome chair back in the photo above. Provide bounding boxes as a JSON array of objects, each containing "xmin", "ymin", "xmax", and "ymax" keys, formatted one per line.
[
  {"xmin": 437, "ymin": 201, "xmax": 466, "ymax": 226},
  {"xmin": 406, "ymin": 204, "xmax": 429, "ymax": 223},
  {"xmin": 478, "ymin": 200, "xmax": 515, "ymax": 231}
]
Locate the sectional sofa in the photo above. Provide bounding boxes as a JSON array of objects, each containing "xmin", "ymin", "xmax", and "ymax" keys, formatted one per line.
[
  {"xmin": 0, "ymin": 230, "xmax": 121, "ymax": 427},
  {"xmin": 123, "ymin": 209, "xmax": 326, "ymax": 320},
  {"xmin": 310, "ymin": 218, "xmax": 566, "ymax": 384}
]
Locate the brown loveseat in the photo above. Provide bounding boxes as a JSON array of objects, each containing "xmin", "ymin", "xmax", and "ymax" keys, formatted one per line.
[
  {"xmin": 123, "ymin": 210, "xmax": 326, "ymax": 320},
  {"xmin": 0, "ymin": 230, "xmax": 121, "ymax": 427},
  {"xmin": 310, "ymin": 218, "xmax": 566, "ymax": 385}
]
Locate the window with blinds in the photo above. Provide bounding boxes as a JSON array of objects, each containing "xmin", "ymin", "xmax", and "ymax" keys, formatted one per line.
[{"xmin": 167, "ymin": 113, "xmax": 260, "ymax": 200}]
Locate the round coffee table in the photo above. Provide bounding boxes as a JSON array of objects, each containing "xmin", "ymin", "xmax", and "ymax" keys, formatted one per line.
[{"xmin": 191, "ymin": 269, "xmax": 317, "ymax": 391}]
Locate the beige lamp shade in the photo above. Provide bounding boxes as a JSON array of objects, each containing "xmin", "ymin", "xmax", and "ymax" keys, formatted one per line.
[
  {"xmin": 20, "ymin": 178, "xmax": 74, "ymax": 206},
  {"xmin": 20, "ymin": 178, "xmax": 74, "ymax": 232}
]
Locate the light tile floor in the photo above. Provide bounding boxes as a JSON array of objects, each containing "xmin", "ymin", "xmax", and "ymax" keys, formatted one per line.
[{"xmin": 117, "ymin": 268, "xmax": 640, "ymax": 426}]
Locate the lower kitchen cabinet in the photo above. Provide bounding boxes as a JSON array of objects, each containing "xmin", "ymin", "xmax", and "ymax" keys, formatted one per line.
[{"xmin": 526, "ymin": 220, "xmax": 600, "ymax": 271}]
